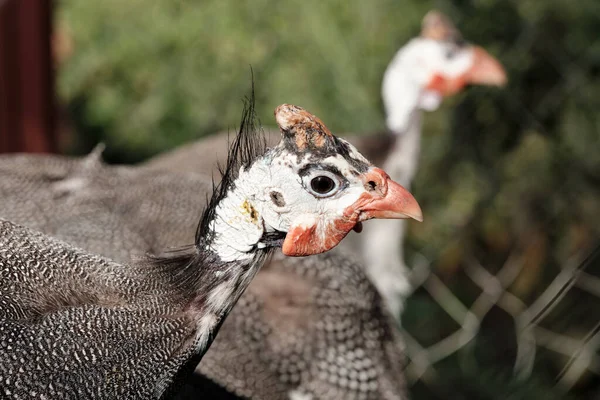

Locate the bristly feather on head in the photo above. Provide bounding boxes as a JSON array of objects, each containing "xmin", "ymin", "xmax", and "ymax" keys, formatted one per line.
[
  {"xmin": 145, "ymin": 76, "xmax": 269, "ymax": 302},
  {"xmin": 110, "ymin": 78, "xmax": 271, "ymax": 392},
  {"xmin": 197, "ymin": 76, "xmax": 267, "ymax": 245}
]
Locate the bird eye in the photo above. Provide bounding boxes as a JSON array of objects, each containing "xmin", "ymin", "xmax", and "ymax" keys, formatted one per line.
[
  {"xmin": 311, "ymin": 176, "xmax": 335, "ymax": 194},
  {"xmin": 304, "ymin": 170, "xmax": 344, "ymax": 198}
]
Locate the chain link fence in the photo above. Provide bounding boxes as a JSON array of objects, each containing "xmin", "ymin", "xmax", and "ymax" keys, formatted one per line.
[{"xmin": 402, "ymin": 244, "xmax": 600, "ymax": 395}]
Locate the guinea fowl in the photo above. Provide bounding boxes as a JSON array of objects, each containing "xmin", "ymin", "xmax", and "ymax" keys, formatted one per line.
[
  {"xmin": 0, "ymin": 100, "xmax": 421, "ymax": 398},
  {"xmin": 0, "ymin": 150, "xmax": 410, "ymax": 399},
  {"xmin": 145, "ymin": 11, "xmax": 507, "ymax": 318}
]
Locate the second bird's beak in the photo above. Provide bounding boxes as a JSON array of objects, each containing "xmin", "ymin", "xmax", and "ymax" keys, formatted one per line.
[
  {"xmin": 282, "ymin": 168, "xmax": 422, "ymax": 257},
  {"xmin": 464, "ymin": 46, "xmax": 507, "ymax": 87},
  {"xmin": 425, "ymin": 46, "xmax": 507, "ymax": 97}
]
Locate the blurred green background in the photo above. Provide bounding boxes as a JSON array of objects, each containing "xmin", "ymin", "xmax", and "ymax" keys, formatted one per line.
[{"xmin": 55, "ymin": 0, "xmax": 600, "ymax": 398}]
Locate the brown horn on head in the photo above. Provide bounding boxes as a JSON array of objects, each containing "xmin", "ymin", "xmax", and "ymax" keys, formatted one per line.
[
  {"xmin": 421, "ymin": 10, "xmax": 461, "ymax": 42},
  {"xmin": 274, "ymin": 104, "xmax": 334, "ymax": 151}
]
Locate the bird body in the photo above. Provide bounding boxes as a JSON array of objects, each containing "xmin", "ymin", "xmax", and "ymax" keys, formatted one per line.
[
  {"xmin": 197, "ymin": 250, "xmax": 407, "ymax": 400},
  {"xmin": 0, "ymin": 148, "xmax": 211, "ymax": 261}
]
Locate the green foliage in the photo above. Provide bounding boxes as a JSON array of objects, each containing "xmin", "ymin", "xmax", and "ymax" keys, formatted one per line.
[{"xmin": 57, "ymin": 0, "xmax": 431, "ymax": 160}]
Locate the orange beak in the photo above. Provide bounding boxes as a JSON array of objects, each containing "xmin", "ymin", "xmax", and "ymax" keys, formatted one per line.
[
  {"xmin": 425, "ymin": 46, "xmax": 507, "ymax": 97},
  {"xmin": 353, "ymin": 168, "xmax": 423, "ymax": 222},
  {"xmin": 282, "ymin": 168, "xmax": 422, "ymax": 257}
]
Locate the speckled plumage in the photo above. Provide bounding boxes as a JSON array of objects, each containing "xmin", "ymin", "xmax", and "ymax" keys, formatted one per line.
[
  {"xmin": 0, "ymin": 150, "xmax": 211, "ymax": 261},
  {"xmin": 198, "ymin": 251, "xmax": 406, "ymax": 400},
  {"xmin": 0, "ymin": 103, "xmax": 408, "ymax": 400},
  {"xmin": 0, "ymin": 219, "xmax": 198, "ymax": 399},
  {"xmin": 0, "ymin": 96, "xmax": 283, "ymax": 399},
  {"xmin": 0, "ymin": 150, "xmax": 408, "ymax": 400}
]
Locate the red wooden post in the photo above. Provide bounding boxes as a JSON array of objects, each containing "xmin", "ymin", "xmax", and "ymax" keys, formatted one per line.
[{"xmin": 0, "ymin": 0, "xmax": 55, "ymax": 153}]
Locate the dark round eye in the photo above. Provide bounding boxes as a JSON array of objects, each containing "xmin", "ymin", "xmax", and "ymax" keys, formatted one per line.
[
  {"xmin": 310, "ymin": 175, "xmax": 336, "ymax": 195},
  {"xmin": 303, "ymin": 170, "xmax": 343, "ymax": 198}
]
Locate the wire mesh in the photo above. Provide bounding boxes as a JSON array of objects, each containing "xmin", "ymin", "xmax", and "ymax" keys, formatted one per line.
[{"xmin": 402, "ymin": 245, "xmax": 599, "ymax": 384}]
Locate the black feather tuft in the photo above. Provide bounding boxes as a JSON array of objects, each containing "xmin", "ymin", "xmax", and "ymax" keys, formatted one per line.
[
  {"xmin": 197, "ymin": 76, "xmax": 267, "ymax": 246},
  {"xmin": 136, "ymin": 77, "xmax": 274, "ymax": 394},
  {"xmin": 143, "ymin": 76, "xmax": 269, "ymax": 299}
]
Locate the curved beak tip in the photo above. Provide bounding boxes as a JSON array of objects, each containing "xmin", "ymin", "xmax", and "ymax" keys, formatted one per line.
[
  {"xmin": 411, "ymin": 208, "xmax": 424, "ymax": 222},
  {"xmin": 358, "ymin": 171, "xmax": 424, "ymax": 223},
  {"xmin": 400, "ymin": 196, "xmax": 424, "ymax": 222},
  {"xmin": 491, "ymin": 68, "xmax": 508, "ymax": 87}
]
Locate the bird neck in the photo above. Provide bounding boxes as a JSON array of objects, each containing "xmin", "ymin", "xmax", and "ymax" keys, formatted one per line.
[
  {"xmin": 358, "ymin": 109, "xmax": 422, "ymax": 317},
  {"xmin": 381, "ymin": 59, "xmax": 427, "ymax": 187},
  {"xmin": 384, "ymin": 110, "xmax": 423, "ymax": 188},
  {"xmin": 382, "ymin": 44, "xmax": 422, "ymax": 135},
  {"xmin": 359, "ymin": 80, "xmax": 424, "ymax": 317},
  {"xmin": 189, "ymin": 160, "xmax": 276, "ymax": 340},
  {"xmin": 143, "ymin": 161, "xmax": 277, "ymax": 361}
]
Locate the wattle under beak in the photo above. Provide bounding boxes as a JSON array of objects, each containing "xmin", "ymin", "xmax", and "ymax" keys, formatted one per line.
[
  {"xmin": 465, "ymin": 46, "xmax": 507, "ymax": 87},
  {"xmin": 352, "ymin": 167, "xmax": 423, "ymax": 222}
]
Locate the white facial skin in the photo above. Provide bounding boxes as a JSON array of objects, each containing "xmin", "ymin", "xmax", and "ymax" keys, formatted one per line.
[
  {"xmin": 207, "ymin": 140, "xmax": 371, "ymax": 262},
  {"xmin": 259, "ymin": 156, "xmax": 366, "ymax": 230}
]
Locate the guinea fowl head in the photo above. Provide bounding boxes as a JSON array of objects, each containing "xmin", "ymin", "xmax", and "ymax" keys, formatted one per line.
[
  {"xmin": 201, "ymin": 102, "xmax": 422, "ymax": 261},
  {"xmin": 382, "ymin": 10, "xmax": 507, "ymax": 132}
]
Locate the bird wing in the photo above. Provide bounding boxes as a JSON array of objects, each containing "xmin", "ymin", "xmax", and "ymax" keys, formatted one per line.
[
  {"xmin": 1, "ymin": 305, "xmax": 195, "ymax": 399},
  {"xmin": 0, "ymin": 219, "xmax": 197, "ymax": 399}
]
